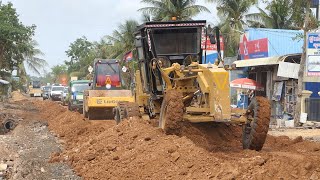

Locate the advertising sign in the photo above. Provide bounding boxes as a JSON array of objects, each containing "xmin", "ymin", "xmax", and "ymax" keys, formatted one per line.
[
  {"xmin": 307, "ymin": 33, "xmax": 320, "ymax": 76},
  {"xmin": 201, "ymin": 28, "xmax": 224, "ymax": 63},
  {"xmin": 239, "ymin": 34, "xmax": 269, "ymax": 60}
]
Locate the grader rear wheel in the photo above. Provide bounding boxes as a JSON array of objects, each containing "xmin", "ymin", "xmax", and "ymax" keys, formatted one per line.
[
  {"xmin": 159, "ymin": 90, "xmax": 184, "ymax": 134},
  {"xmin": 242, "ymin": 96, "xmax": 271, "ymax": 151}
]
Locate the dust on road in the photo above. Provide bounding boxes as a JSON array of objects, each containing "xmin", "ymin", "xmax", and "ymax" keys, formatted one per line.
[{"xmin": 31, "ymin": 99, "xmax": 320, "ymax": 180}]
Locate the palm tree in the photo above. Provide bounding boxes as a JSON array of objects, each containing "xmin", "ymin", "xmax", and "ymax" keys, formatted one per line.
[
  {"xmin": 106, "ymin": 20, "xmax": 139, "ymax": 59},
  {"xmin": 23, "ymin": 40, "xmax": 47, "ymax": 75},
  {"xmin": 246, "ymin": 0, "xmax": 318, "ymax": 30},
  {"xmin": 139, "ymin": 0, "xmax": 210, "ymax": 21},
  {"xmin": 246, "ymin": 0, "xmax": 293, "ymax": 29},
  {"xmin": 206, "ymin": 0, "xmax": 257, "ymax": 56}
]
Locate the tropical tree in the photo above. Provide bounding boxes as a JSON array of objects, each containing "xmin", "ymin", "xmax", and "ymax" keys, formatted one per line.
[
  {"xmin": 246, "ymin": 0, "xmax": 318, "ymax": 30},
  {"xmin": 206, "ymin": 0, "xmax": 258, "ymax": 56},
  {"xmin": 23, "ymin": 40, "xmax": 47, "ymax": 75},
  {"xmin": 51, "ymin": 64, "xmax": 67, "ymax": 83},
  {"xmin": 65, "ymin": 36, "xmax": 94, "ymax": 76},
  {"xmin": 139, "ymin": 0, "xmax": 210, "ymax": 21},
  {"xmin": 106, "ymin": 20, "xmax": 139, "ymax": 59},
  {"xmin": 0, "ymin": 2, "xmax": 36, "ymax": 74}
]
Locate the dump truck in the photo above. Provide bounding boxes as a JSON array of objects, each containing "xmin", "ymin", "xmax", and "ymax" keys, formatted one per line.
[
  {"xmin": 114, "ymin": 20, "xmax": 271, "ymax": 151},
  {"xmin": 83, "ymin": 59, "xmax": 136, "ymax": 120},
  {"xmin": 29, "ymin": 80, "xmax": 42, "ymax": 97}
]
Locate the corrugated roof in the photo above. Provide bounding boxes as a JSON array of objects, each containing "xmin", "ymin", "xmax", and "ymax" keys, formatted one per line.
[{"xmin": 233, "ymin": 54, "xmax": 301, "ymax": 67}]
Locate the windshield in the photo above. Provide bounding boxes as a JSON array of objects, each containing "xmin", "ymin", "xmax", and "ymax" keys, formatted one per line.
[
  {"xmin": 43, "ymin": 86, "xmax": 50, "ymax": 91},
  {"xmin": 95, "ymin": 63, "xmax": 121, "ymax": 87},
  {"xmin": 51, "ymin": 87, "xmax": 64, "ymax": 91},
  {"xmin": 152, "ymin": 28, "xmax": 200, "ymax": 55},
  {"xmin": 72, "ymin": 84, "xmax": 90, "ymax": 92},
  {"xmin": 32, "ymin": 81, "xmax": 41, "ymax": 88}
]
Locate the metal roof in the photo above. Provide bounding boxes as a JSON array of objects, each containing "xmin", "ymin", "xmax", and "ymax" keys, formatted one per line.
[{"xmin": 233, "ymin": 54, "xmax": 301, "ymax": 68}]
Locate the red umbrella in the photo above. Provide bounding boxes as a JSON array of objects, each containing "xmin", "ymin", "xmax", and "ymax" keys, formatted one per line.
[{"xmin": 230, "ymin": 78, "xmax": 264, "ymax": 91}]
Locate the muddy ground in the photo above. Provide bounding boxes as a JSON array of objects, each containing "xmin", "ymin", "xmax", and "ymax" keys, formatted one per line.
[{"xmin": 1, "ymin": 92, "xmax": 320, "ymax": 179}]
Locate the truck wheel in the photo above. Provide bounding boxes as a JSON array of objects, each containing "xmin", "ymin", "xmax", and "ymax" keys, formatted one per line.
[
  {"xmin": 242, "ymin": 96, "xmax": 271, "ymax": 151},
  {"xmin": 114, "ymin": 102, "xmax": 127, "ymax": 124},
  {"xmin": 159, "ymin": 90, "xmax": 184, "ymax": 134}
]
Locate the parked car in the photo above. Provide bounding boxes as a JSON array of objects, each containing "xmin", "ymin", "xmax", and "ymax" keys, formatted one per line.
[
  {"xmin": 60, "ymin": 87, "xmax": 69, "ymax": 106},
  {"xmin": 50, "ymin": 86, "xmax": 65, "ymax": 101},
  {"xmin": 42, "ymin": 86, "xmax": 51, "ymax": 100}
]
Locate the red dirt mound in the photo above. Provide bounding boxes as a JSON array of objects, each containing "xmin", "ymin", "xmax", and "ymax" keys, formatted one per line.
[{"xmin": 33, "ymin": 100, "xmax": 320, "ymax": 179}]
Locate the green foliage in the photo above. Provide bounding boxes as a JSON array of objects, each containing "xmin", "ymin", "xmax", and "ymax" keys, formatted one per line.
[
  {"xmin": 0, "ymin": 2, "xmax": 36, "ymax": 71},
  {"xmin": 246, "ymin": 0, "xmax": 318, "ymax": 30},
  {"xmin": 139, "ymin": 0, "xmax": 210, "ymax": 21},
  {"xmin": 51, "ymin": 64, "xmax": 67, "ymax": 83},
  {"xmin": 23, "ymin": 40, "xmax": 47, "ymax": 75},
  {"xmin": 208, "ymin": 0, "xmax": 257, "ymax": 57},
  {"xmin": 106, "ymin": 20, "xmax": 139, "ymax": 59},
  {"xmin": 65, "ymin": 36, "xmax": 94, "ymax": 75}
]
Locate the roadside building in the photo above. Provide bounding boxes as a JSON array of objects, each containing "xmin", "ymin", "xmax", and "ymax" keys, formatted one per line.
[{"xmin": 233, "ymin": 28, "xmax": 320, "ymax": 122}]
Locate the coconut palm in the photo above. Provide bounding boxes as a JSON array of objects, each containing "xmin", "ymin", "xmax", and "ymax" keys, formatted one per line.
[
  {"xmin": 246, "ymin": 0, "xmax": 293, "ymax": 29},
  {"xmin": 206, "ymin": 0, "xmax": 257, "ymax": 56},
  {"xmin": 139, "ymin": 0, "xmax": 210, "ymax": 21},
  {"xmin": 106, "ymin": 20, "xmax": 139, "ymax": 59},
  {"xmin": 23, "ymin": 40, "xmax": 47, "ymax": 75},
  {"xmin": 246, "ymin": 0, "xmax": 318, "ymax": 30}
]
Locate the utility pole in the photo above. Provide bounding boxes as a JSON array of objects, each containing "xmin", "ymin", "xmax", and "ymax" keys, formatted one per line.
[{"xmin": 294, "ymin": 0, "xmax": 311, "ymax": 126}]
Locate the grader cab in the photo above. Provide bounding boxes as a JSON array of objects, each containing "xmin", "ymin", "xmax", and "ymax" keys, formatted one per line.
[{"xmin": 115, "ymin": 20, "xmax": 271, "ymax": 151}]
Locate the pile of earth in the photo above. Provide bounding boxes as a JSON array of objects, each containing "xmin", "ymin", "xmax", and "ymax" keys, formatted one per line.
[{"xmin": 33, "ymin": 100, "xmax": 320, "ymax": 179}]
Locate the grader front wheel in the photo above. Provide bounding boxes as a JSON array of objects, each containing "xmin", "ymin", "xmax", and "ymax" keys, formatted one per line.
[
  {"xmin": 242, "ymin": 96, "xmax": 271, "ymax": 151},
  {"xmin": 159, "ymin": 90, "xmax": 184, "ymax": 134}
]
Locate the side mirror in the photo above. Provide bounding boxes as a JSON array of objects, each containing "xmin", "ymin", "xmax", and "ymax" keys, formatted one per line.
[
  {"xmin": 208, "ymin": 34, "xmax": 216, "ymax": 44},
  {"xmin": 88, "ymin": 82, "xmax": 92, "ymax": 86},
  {"xmin": 134, "ymin": 36, "xmax": 142, "ymax": 47}
]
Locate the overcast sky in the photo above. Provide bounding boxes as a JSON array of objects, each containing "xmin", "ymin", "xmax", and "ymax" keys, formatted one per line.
[
  {"xmin": 3, "ymin": 0, "xmax": 261, "ymax": 76},
  {"xmin": 3, "ymin": 0, "xmax": 217, "ymax": 74}
]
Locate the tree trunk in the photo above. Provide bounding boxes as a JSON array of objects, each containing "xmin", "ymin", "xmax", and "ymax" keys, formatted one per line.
[{"xmin": 294, "ymin": 0, "xmax": 310, "ymax": 126}]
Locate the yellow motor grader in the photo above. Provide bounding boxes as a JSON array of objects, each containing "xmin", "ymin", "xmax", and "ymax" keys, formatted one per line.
[{"xmin": 114, "ymin": 20, "xmax": 271, "ymax": 151}]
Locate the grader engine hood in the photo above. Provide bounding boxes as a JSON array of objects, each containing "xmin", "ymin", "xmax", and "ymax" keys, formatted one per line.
[{"xmin": 197, "ymin": 64, "xmax": 231, "ymax": 120}]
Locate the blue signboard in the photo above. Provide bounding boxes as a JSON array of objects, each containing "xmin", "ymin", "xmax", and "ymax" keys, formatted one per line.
[{"xmin": 307, "ymin": 33, "xmax": 320, "ymax": 76}]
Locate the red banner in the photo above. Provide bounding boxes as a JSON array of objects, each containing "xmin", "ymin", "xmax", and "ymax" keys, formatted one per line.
[
  {"xmin": 201, "ymin": 36, "xmax": 224, "ymax": 51},
  {"xmin": 239, "ymin": 34, "xmax": 268, "ymax": 60},
  {"xmin": 123, "ymin": 51, "xmax": 133, "ymax": 61}
]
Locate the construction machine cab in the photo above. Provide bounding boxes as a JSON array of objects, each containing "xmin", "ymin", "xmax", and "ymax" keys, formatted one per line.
[
  {"xmin": 135, "ymin": 20, "xmax": 208, "ymax": 97},
  {"xmin": 91, "ymin": 59, "xmax": 122, "ymax": 90}
]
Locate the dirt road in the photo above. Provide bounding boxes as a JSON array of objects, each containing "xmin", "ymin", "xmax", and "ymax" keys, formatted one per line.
[
  {"xmin": 0, "ymin": 93, "xmax": 80, "ymax": 180},
  {"xmin": 1, "ymin": 92, "xmax": 320, "ymax": 179}
]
